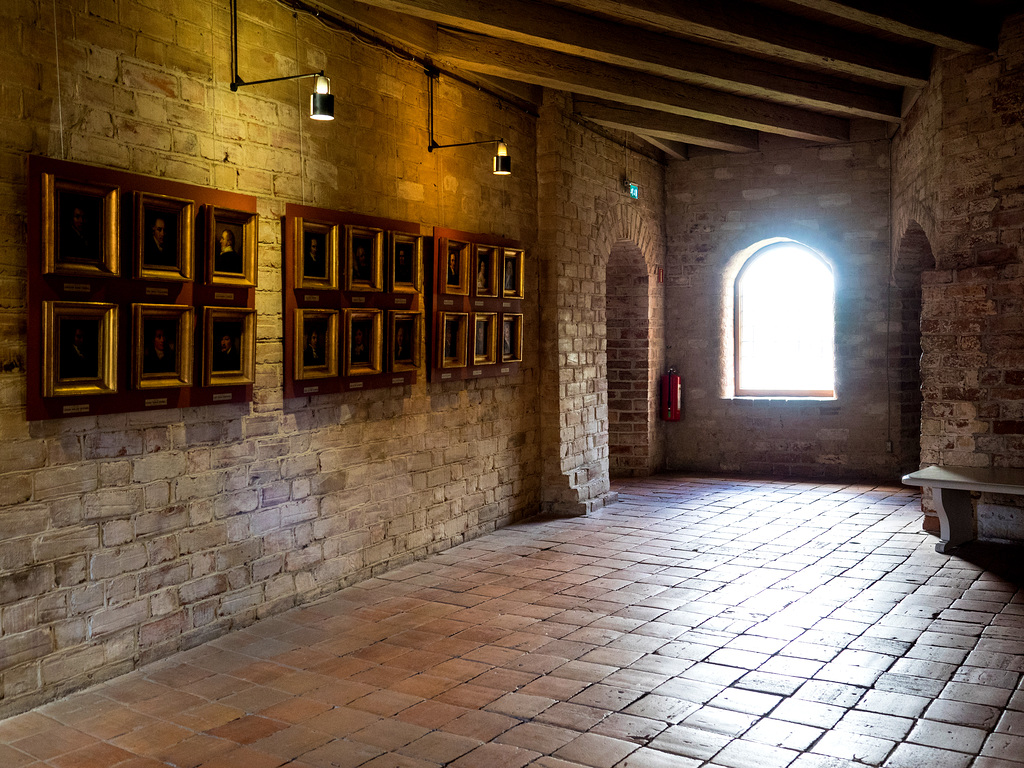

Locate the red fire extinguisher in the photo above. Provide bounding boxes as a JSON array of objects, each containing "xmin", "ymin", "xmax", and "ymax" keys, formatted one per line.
[{"xmin": 661, "ymin": 367, "xmax": 682, "ymax": 421}]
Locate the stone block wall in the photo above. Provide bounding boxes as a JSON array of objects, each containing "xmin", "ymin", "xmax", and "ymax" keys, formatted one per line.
[
  {"xmin": 893, "ymin": 13, "xmax": 1024, "ymax": 537},
  {"xmin": 535, "ymin": 92, "xmax": 666, "ymax": 512},
  {"xmin": 0, "ymin": 0, "xmax": 543, "ymax": 716},
  {"xmin": 663, "ymin": 133, "xmax": 897, "ymax": 480}
]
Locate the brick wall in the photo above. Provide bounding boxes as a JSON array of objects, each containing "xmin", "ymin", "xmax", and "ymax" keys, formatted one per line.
[
  {"xmin": 535, "ymin": 91, "xmax": 666, "ymax": 513},
  {"xmin": 664, "ymin": 133, "xmax": 897, "ymax": 479},
  {"xmin": 893, "ymin": 13, "xmax": 1024, "ymax": 538},
  {"xmin": 0, "ymin": 0, "xmax": 544, "ymax": 716}
]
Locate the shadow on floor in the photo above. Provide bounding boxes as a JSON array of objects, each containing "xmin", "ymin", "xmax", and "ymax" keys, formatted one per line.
[{"xmin": 951, "ymin": 539, "xmax": 1024, "ymax": 585}]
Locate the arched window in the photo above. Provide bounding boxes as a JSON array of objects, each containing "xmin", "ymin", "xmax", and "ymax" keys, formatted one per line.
[{"xmin": 735, "ymin": 241, "xmax": 835, "ymax": 397}]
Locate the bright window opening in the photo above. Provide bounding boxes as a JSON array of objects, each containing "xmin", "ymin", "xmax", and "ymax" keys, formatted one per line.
[{"xmin": 735, "ymin": 242, "xmax": 835, "ymax": 397}]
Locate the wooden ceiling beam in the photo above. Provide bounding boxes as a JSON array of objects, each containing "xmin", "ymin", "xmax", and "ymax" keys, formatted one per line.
[
  {"xmin": 638, "ymin": 135, "xmax": 688, "ymax": 160},
  {"xmin": 574, "ymin": 98, "xmax": 759, "ymax": 153},
  {"xmin": 557, "ymin": 0, "xmax": 932, "ymax": 87},
  {"xmin": 782, "ymin": 0, "xmax": 1002, "ymax": 52},
  {"xmin": 332, "ymin": 0, "xmax": 902, "ymax": 121},
  {"xmin": 436, "ymin": 29, "xmax": 850, "ymax": 143}
]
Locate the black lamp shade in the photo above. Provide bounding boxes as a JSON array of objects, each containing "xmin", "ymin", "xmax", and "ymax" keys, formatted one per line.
[
  {"xmin": 493, "ymin": 153, "xmax": 511, "ymax": 175},
  {"xmin": 310, "ymin": 92, "xmax": 334, "ymax": 120}
]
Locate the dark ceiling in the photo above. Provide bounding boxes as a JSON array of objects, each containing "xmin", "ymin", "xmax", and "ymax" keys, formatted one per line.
[{"xmin": 307, "ymin": 0, "xmax": 1019, "ymax": 158}]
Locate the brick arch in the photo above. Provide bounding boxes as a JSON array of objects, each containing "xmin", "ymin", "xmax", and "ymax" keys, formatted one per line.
[
  {"xmin": 891, "ymin": 220, "xmax": 934, "ymax": 477},
  {"xmin": 596, "ymin": 203, "xmax": 661, "ymax": 273},
  {"xmin": 600, "ymin": 204, "xmax": 665, "ymax": 478}
]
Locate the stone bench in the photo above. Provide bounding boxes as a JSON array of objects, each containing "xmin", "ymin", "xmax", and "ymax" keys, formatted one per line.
[{"xmin": 902, "ymin": 465, "xmax": 1024, "ymax": 553}]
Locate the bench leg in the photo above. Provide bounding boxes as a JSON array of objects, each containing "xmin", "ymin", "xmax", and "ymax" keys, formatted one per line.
[{"xmin": 932, "ymin": 487, "xmax": 976, "ymax": 553}]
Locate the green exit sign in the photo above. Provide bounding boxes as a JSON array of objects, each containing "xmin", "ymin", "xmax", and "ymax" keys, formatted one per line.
[{"xmin": 628, "ymin": 182, "xmax": 639, "ymax": 199}]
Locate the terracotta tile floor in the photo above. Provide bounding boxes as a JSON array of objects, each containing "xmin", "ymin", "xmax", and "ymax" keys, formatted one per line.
[{"xmin": 3, "ymin": 475, "xmax": 1024, "ymax": 768}]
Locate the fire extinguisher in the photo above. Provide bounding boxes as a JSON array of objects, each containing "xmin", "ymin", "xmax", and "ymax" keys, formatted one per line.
[{"xmin": 661, "ymin": 367, "xmax": 682, "ymax": 421}]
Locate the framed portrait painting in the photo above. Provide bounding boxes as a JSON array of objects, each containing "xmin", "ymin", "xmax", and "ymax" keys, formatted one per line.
[
  {"xmin": 443, "ymin": 240, "xmax": 469, "ymax": 296},
  {"xmin": 439, "ymin": 312, "xmax": 468, "ymax": 369},
  {"xmin": 344, "ymin": 309, "xmax": 382, "ymax": 376},
  {"xmin": 474, "ymin": 246, "xmax": 498, "ymax": 298},
  {"xmin": 203, "ymin": 307, "xmax": 255, "ymax": 386},
  {"xmin": 208, "ymin": 207, "xmax": 257, "ymax": 286},
  {"xmin": 42, "ymin": 174, "xmax": 120, "ymax": 276},
  {"xmin": 295, "ymin": 308, "xmax": 338, "ymax": 380},
  {"xmin": 347, "ymin": 226, "xmax": 383, "ymax": 292},
  {"xmin": 473, "ymin": 312, "xmax": 497, "ymax": 365},
  {"xmin": 502, "ymin": 248, "xmax": 524, "ymax": 299},
  {"xmin": 501, "ymin": 313, "xmax": 523, "ymax": 362},
  {"xmin": 136, "ymin": 192, "xmax": 194, "ymax": 281},
  {"xmin": 133, "ymin": 304, "xmax": 193, "ymax": 389},
  {"xmin": 389, "ymin": 310, "xmax": 421, "ymax": 372},
  {"xmin": 42, "ymin": 301, "xmax": 118, "ymax": 397},
  {"xmin": 390, "ymin": 233, "xmax": 422, "ymax": 293},
  {"xmin": 295, "ymin": 218, "xmax": 339, "ymax": 289}
]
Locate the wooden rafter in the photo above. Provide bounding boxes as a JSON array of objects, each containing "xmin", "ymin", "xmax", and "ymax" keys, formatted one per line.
[{"xmin": 436, "ymin": 28, "xmax": 851, "ymax": 143}]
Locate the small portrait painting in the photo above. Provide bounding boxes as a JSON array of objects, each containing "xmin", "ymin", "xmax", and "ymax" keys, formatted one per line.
[
  {"xmin": 208, "ymin": 206, "xmax": 257, "ymax": 286},
  {"xmin": 502, "ymin": 313, "xmax": 523, "ymax": 362},
  {"xmin": 303, "ymin": 322, "xmax": 324, "ymax": 367},
  {"xmin": 295, "ymin": 220, "xmax": 337, "ymax": 289},
  {"xmin": 503, "ymin": 249, "xmax": 523, "ymax": 298},
  {"xmin": 295, "ymin": 309, "xmax": 337, "ymax": 380},
  {"xmin": 143, "ymin": 318, "xmax": 177, "ymax": 375},
  {"xmin": 473, "ymin": 313, "xmax": 497, "ymax": 365},
  {"xmin": 389, "ymin": 311, "xmax": 420, "ymax": 372},
  {"xmin": 347, "ymin": 227, "xmax": 383, "ymax": 291},
  {"xmin": 345, "ymin": 309, "xmax": 382, "ymax": 375},
  {"xmin": 350, "ymin": 320, "xmax": 371, "ymax": 364},
  {"xmin": 391, "ymin": 234, "xmax": 421, "ymax": 293},
  {"xmin": 136, "ymin": 193, "xmax": 194, "ymax": 281},
  {"xmin": 304, "ymin": 232, "xmax": 327, "ymax": 279},
  {"xmin": 440, "ymin": 312, "xmax": 468, "ymax": 368},
  {"xmin": 445, "ymin": 241, "xmax": 469, "ymax": 295},
  {"xmin": 212, "ymin": 321, "xmax": 242, "ymax": 373},
  {"xmin": 134, "ymin": 304, "xmax": 193, "ymax": 389},
  {"xmin": 59, "ymin": 317, "xmax": 100, "ymax": 380},
  {"xmin": 145, "ymin": 210, "xmax": 177, "ymax": 268},
  {"xmin": 43, "ymin": 301, "xmax": 118, "ymax": 397},
  {"xmin": 214, "ymin": 224, "xmax": 242, "ymax": 274},
  {"xmin": 203, "ymin": 307, "xmax": 254, "ymax": 386},
  {"xmin": 475, "ymin": 246, "xmax": 497, "ymax": 297},
  {"xmin": 58, "ymin": 193, "xmax": 101, "ymax": 266},
  {"xmin": 43, "ymin": 175, "xmax": 119, "ymax": 276},
  {"xmin": 351, "ymin": 238, "xmax": 372, "ymax": 283}
]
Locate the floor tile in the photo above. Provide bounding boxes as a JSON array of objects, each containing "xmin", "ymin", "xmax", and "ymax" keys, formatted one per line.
[
  {"xmin": 884, "ymin": 742, "xmax": 972, "ymax": 768},
  {"xmin": 1, "ymin": 478, "xmax": 1021, "ymax": 768}
]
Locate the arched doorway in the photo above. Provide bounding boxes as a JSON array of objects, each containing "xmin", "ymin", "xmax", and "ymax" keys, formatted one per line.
[
  {"xmin": 607, "ymin": 241, "xmax": 654, "ymax": 477},
  {"xmin": 892, "ymin": 222, "xmax": 932, "ymax": 476}
]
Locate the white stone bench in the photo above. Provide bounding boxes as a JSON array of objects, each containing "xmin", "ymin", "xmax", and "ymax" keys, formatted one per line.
[{"xmin": 902, "ymin": 465, "xmax": 1024, "ymax": 553}]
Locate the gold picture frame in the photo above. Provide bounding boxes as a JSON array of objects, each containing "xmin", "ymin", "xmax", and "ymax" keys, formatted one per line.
[
  {"xmin": 203, "ymin": 307, "xmax": 255, "ymax": 386},
  {"xmin": 295, "ymin": 308, "xmax": 338, "ymax": 380},
  {"xmin": 443, "ymin": 240, "xmax": 470, "ymax": 296},
  {"xmin": 43, "ymin": 301, "xmax": 118, "ymax": 397},
  {"xmin": 295, "ymin": 218, "xmax": 339, "ymax": 289},
  {"xmin": 501, "ymin": 313, "xmax": 523, "ymax": 362},
  {"xmin": 42, "ymin": 174, "xmax": 120, "ymax": 277},
  {"xmin": 344, "ymin": 308, "xmax": 382, "ymax": 375},
  {"xmin": 133, "ymin": 303, "xmax": 194, "ymax": 389},
  {"xmin": 473, "ymin": 312, "xmax": 497, "ymax": 365},
  {"xmin": 347, "ymin": 226, "xmax": 384, "ymax": 292},
  {"xmin": 208, "ymin": 206, "xmax": 257, "ymax": 286},
  {"xmin": 390, "ymin": 233, "xmax": 423, "ymax": 293},
  {"xmin": 136, "ymin": 192, "xmax": 195, "ymax": 281},
  {"xmin": 474, "ymin": 245, "xmax": 499, "ymax": 298},
  {"xmin": 389, "ymin": 310, "xmax": 421, "ymax": 372},
  {"xmin": 502, "ymin": 248, "xmax": 524, "ymax": 299},
  {"xmin": 439, "ymin": 312, "xmax": 468, "ymax": 369}
]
